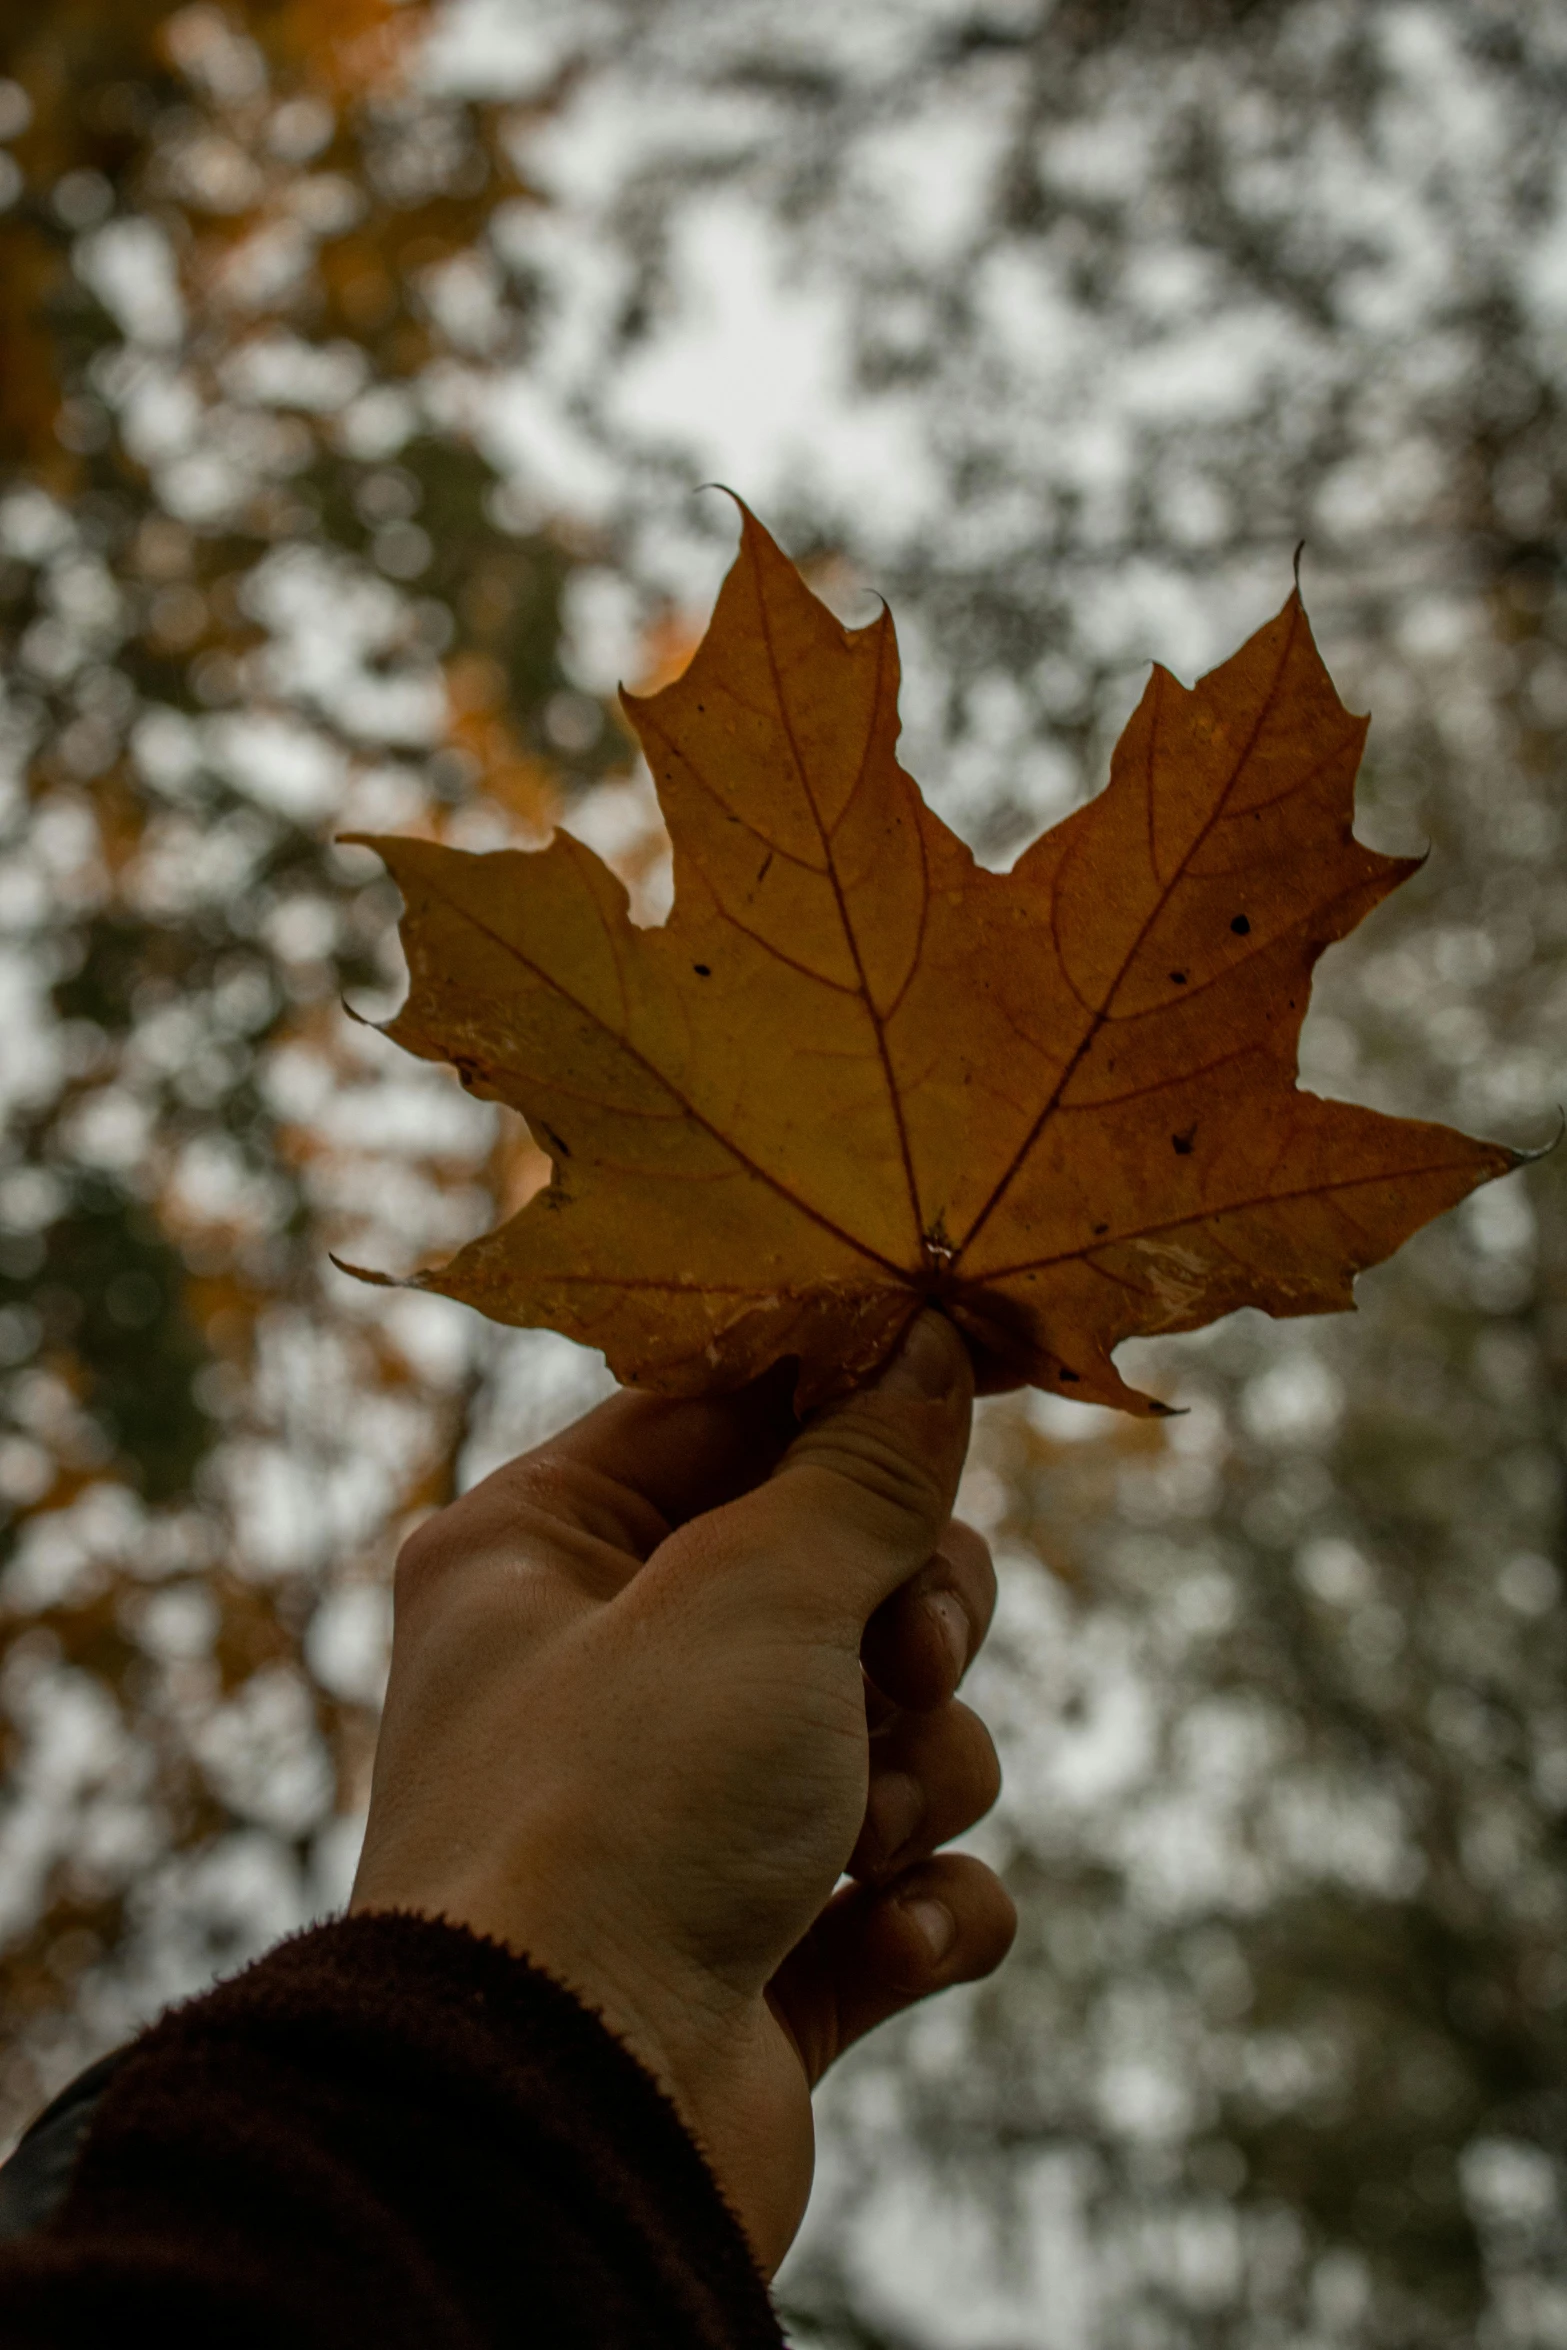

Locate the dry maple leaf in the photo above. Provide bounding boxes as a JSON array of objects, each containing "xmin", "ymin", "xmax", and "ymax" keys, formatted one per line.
[{"xmin": 345, "ymin": 503, "xmax": 1518, "ymax": 1412}]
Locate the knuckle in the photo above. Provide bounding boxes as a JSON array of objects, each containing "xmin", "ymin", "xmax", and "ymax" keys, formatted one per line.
[
  {"xmin": 930, "ymin": 1522, "xmax": 997, "ymax": 1643},
  {"xmin": 939, "ymin": 1700, "xmax": 1002, "ymax": 1809},
  {"xmin": 393, "ymin": 1510, "xmax": 457, "ymax": 1603},
  {"xmin": 966, "ymin": 1731, "xmax": 1003, "ymax": 1817},
  {"xmin": 391, "ymin": 1495, "xmax": 542, "ymax": 1614},
  {"xmin": 974, "ymin": 1724, "xmax": 1003, "ymax": 1812},
  {"xmin": 651, "ymin": 1511, "xmax": 730, "ymax": 1585},
  {"xmin": 393, "ymin": 1450, "xmax": 670, "ymax": 1619},
  {"xmin": 492, "ymin": 1454, "xmax": 670, "ymax": 1560},
  {"xmin": 940, "ymin": 1519, "xmax": 995, "ymax": 1591},
  {"xmin": 937, "ymin": 1857, "xmax": 1017, "ymax": 1974}
]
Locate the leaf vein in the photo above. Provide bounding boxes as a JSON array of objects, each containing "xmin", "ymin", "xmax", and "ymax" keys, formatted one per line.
[
  {"xmin": 977, "ymin": 1148, "xmax": 1489, "ymax": 1283},
  {"xmin": 954, "ymin": 602, "xmax": 1307, "ymax": 1264},
  {"xmin": 412, "ymin": 865, "xmax": 909, "ymax": 1280}
]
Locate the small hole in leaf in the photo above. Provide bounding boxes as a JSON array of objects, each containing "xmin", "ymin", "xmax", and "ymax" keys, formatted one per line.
[
  {"xmin": 1231, "ymin": 913, "xmax": 1251, "ymax": 935},
  {"xmin": 1169, "ymin": 970, "xmax": 1187, "ymax": 984},
  {"xmin": 1092, "ymin": 1222, "xmax": 1109, "ymax": 1236},
  {"xmin": 693, "ymin": 964, "xmax": 712, "ymax": 977},
  {"xmin": 1173, "ymin": 1128, "xmax": 1196, "ymax": 1155},
  {"xmin": 1059, "ymin": 1367, "xmax": 1081, "ymax": 1382}
]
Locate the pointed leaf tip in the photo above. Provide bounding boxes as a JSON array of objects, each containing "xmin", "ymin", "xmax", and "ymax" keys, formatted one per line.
[
  {"xmin": 1509, "ymin": 1107, "xmax": 1565, "ymax": 1168},
  {"xmin": 330, "ymin": 1255, "xmax": 401, "ymax": 1289}
]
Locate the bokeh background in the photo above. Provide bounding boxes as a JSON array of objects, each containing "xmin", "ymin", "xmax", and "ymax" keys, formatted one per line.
[{"xmin": 1, "ymin": 2, "xmax": 1565, "ymax": 2342}]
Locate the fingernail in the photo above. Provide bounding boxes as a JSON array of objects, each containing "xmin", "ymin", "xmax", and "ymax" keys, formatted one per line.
[
  {"xmin": 878, "ymin": 1311, "xmax": 961, "ymax": 1400},
  {"xmin": 898, "ymin": 1895, "xmax": 956, "ymax": 1964},
  {"xmin": 924, "ymin": 1588, "xmax": 970, "ymax": 1685},
  {"xmin": 865, "ymin": 1770, "xmax": 924, "ymax": 1867}
]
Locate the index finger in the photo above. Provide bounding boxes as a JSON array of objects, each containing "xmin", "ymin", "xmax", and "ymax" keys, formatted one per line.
[{"xmin": 464, "ymin": 1356, "xmax": 801, "ymax": 1556}]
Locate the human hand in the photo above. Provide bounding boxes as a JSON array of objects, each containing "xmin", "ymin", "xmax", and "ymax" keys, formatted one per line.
[{"xmin": 349, "ymin": 1310, "xmax": 1016, "ymax": 2274}]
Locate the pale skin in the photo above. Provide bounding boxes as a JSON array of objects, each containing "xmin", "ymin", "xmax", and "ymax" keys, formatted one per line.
[{"xmin": 350, "ymin": 1309, "xmax": 1017, "ymax": 2276}]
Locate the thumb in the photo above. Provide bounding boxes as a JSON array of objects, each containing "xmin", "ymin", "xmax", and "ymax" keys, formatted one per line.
[{"xmin": 751, "ymin": 1310, "xmax": 974, "ymax": 1625}]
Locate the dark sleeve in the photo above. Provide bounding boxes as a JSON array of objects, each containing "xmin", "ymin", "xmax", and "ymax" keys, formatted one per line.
[{"xmin": 0, "ymin": 1912, "xmax": 785, "ymax": 2350}]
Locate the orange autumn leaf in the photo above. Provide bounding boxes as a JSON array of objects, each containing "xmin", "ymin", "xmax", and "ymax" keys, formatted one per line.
[{"xmin": 346, "ymin": 504, "xmax": 1517, "ymax": 1411}]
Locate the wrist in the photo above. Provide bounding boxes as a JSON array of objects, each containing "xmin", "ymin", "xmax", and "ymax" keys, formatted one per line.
[
  {"xmin": 354, "ymin": 1841, "xmax": 753, "ymax": 2155},
  {"xmin": 367, "ymin": 1869, "xmax": 797, "ymax": 2269}
]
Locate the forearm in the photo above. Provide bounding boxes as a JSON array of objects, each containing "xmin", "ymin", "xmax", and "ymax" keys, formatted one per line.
[{"xmin": 0, "ymin": 1912, "xmax": 782, "ymax": 2350}]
